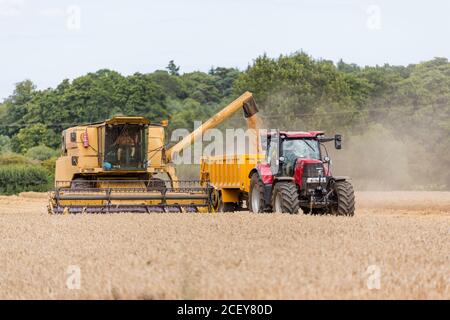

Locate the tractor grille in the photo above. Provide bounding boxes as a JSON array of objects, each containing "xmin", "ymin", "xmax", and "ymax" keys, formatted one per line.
[{"xmin": 303, "ymin": 163, "xmax": 324, "ymax": 177}]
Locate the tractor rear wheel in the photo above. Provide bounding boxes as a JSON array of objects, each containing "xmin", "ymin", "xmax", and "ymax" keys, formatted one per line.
[
  {"xmin": 249, "ymin": 173, "xmax": 266, "ymax": 213},
  {"xmin": 330, "ymin": 181, "xmax": 355, "ymax": 216},
  {"xmin": 271, "ymin": 182, "xmax": 300, "ymax": 214}
]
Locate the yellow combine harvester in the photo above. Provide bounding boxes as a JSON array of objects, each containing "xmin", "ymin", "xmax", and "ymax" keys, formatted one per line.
[{"xmin": 48, "ymin": 92, "xmax": 258, "ymax": 214}]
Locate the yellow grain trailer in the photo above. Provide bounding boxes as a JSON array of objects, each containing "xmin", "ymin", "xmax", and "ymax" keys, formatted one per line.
[{"xmin": 200, "ymin": 153, "xmax": 265, "ymax": 212}]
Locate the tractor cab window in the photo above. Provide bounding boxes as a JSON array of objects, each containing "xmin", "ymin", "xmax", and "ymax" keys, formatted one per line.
[
  {"xmin": 103, "ymin": 124, "xmax": 148, "ymax": 170},
  {"xmin": 281, "ymin": 138, "xmax": 321, "ymax": 176},
  {"xmin": 267, "ymin": 134, "xmax": 280, "ymax": 174},
  {"xmin": 283, "ymin": 139, "xmax": 320, "ymax": 160},
  {"xmin": 282, "ymin": 139, "xmax": 321, "ymax": 161}
]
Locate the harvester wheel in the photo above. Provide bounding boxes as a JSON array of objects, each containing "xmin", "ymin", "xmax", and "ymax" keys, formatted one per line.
[
  {"xmin": 210, "ymin": 189, "xmax": 221, "ymax": 212},
  {"xmin": 249, "ymin": 173, "xmax": 266, "ymax": 213},
  {"xmin": 272, "ymin": 182, "xmax": 300, "ymax": 214},
  {"xmin": 330, "ymin": 180, "xmax": 355, "ymax": 216}
]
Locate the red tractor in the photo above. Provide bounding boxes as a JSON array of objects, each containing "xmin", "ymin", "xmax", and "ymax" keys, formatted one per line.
[{"xmin": 248, "ymin": 131, "xmax": 355, "ymax": 215}]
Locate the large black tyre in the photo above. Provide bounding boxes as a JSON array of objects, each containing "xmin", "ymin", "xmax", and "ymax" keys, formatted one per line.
[
  {"xmin": 330, "ymin": 180, "xmax": 355, "ymax": 216},
  {"xmin": 271, "ymin": 182, "xmax": 300, "ymax": 214},
  {"xmin": 248, "ymin": 173, "xmax": 266, "ymax": 213}
]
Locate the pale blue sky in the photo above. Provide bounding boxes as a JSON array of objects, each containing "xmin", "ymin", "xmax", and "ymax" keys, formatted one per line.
[{"xmin": 0, "ymin": 0, "xmax": 449, "ymax": 100}]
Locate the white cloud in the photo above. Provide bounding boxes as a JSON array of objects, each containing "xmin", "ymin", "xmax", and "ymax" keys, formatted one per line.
[
  {"xmin": 0, "ymin": 0, "xmax": 25, "ymax": 17},
  {"xmin": 38, "ymin": 7, "xmax": 65, "ymax": 17}
]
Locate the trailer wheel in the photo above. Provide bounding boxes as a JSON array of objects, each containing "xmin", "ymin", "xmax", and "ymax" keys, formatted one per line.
[
  {"xmin": 218, "ymin": 201, "xmax": 236, "ymax": 213},
  {"xmin": 330, "ymin": 180, "xmax": 355, "ymax": 216},
  {"xmin": 212, "ymin": 190, "xmax": 236, "ymax": 212},
  {"xmin": 249, "ymin": 173, "xmax": 266, "ymax": 213},
  {"xmin": 272, "ymin": 182, "xmax": 300, "ymax": 214}
]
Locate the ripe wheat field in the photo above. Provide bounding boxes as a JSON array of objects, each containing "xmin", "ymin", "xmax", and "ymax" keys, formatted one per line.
[{"xmin": 0, "ymin": 191, "xmax": 448, "ymax": 299}]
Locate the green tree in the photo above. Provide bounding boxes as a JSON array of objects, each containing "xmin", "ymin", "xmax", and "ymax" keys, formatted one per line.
[
  {"xmin": 25, "ymin": 145, "xmax": 59, "ymax": 161},
  {"xmin": 0, "ymin": 135, "xmax": 11, "ymax": 153},
  {"xmin": 234, "ymin": 52, "xmax": 364, "ymax": 131},
  {"xmin": 0, "ymin": 80, "xmax": 36, "ymax": 136},
  {"xmin": 166, "ymin": 60, "xmax": 180, "ymax": 76},
  {"xmin": 11, "ymin": 124, "xmax": 59, "ymax": 153}
]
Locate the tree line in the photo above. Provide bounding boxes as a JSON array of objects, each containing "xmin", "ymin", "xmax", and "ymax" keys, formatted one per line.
[{"xmin": 0, "ymin": 53, "xmax": 448, "ymax": 189}]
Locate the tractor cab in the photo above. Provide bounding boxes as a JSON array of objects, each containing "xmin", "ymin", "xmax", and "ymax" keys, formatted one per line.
[
  {"xmin": 265, "ymin": 131, "xmax": 341, "ymax": 177},
  {"xmin": 266, "ymin": 131, "xmax": 324, "ymax": 177}
]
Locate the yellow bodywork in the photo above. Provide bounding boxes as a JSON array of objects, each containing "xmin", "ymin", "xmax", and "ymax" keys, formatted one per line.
[
  {"xmin": 55, "ymin": 117, "xmax": 163, "ymax": 183},
  {"xmin": 200, "ymin": 154, "xmax": 265, "ymax": 203}
]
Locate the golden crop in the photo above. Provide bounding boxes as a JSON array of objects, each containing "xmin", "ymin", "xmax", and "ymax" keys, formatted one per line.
[{"xmin": 0, "ymin": 191, "xmax": 448, "ymax": 299}]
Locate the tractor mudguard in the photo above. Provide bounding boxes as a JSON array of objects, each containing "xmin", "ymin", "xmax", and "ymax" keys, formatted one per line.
[
  {"xmin": 331, "ymin": 176, "xmax": 349, "ymax": 182},
  {"xmin": 250, "ymin": 164, "xmax": 274, "ymax": 185},
  {"xmin": 248, "ymin": 168, "xmax": 258, "ymax": 179}
]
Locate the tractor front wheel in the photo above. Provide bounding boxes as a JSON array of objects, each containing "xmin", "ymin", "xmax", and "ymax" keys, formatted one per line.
[
  {"xmin": 271, "ymin": 182, "xmax": 300, "ymax": 214},
  {"xmin": 330, "ymin": 180, "xmax": 355, "ymax": 216}
]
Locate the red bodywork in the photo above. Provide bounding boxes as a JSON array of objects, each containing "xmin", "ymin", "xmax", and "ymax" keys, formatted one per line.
[
  {"xmin": 258, "ymin": 163, "xmax": 274, "ymax": 184},
  {"xmin": 256, "ymin": 131, "xmax": 329, "ymax": 188},
  {"xmin": 268, "ymin": 131, "xmax": 324, "ymax": 138},
  {"xmin": 293, "ymin": 159, "xmax": 329, "ymax": 188}
]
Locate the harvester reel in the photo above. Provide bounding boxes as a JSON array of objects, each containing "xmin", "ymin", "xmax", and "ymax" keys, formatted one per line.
[{"xmin": 48, "ymin": 179, "xmax": 212, "ymax": 215}]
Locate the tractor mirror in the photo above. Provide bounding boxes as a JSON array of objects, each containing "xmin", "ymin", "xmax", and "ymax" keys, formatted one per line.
[{"xmin": 335, "ymin": 134, "xmax": 342, "ymax": 149}]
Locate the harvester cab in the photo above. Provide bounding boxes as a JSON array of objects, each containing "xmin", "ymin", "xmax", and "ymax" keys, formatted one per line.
[
  {"xmin": 248, "ymin": 131, "xmax": 355, "ymax": 215},
  {"xmin": 102, "ymin": 121, "xmax": 148, "ymax": 171}
]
